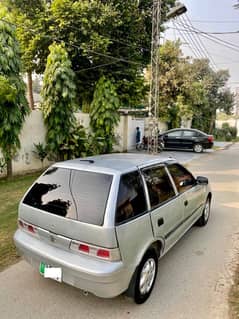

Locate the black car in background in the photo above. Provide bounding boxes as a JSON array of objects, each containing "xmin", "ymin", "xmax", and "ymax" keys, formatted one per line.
[{"xmin": 159, "ymin": 128, "xmax": 214, "ymax": 153}]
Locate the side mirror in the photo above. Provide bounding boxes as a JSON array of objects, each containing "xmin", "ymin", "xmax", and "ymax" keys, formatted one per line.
[{"xmin": 196, "ymin": 176, "xmax": 208, "ymax": 185}]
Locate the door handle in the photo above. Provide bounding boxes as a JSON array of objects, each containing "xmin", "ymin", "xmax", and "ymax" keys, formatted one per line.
[
  {"xmin": 184, "ymin": 200, "xmax": 188, "ymax": 206},
  {"xmin": 157, "ymin": 218, "xmax": 164, "ymax": 227}
]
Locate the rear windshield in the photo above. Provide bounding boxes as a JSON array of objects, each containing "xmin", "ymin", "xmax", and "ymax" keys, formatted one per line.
[{"xmin": 23, "ymin": 167, "xmax": 113, "ymax": 226}]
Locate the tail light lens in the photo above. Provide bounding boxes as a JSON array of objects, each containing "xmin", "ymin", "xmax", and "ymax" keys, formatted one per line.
[
  {"xmin": 208, "ymin": 135, "xmax": 214, "ymax": 143},
  {"xmin": 97, "ymin": 249, "xmax": 110, "ymax": 259},
  {"xmin": 18, "ymin": 219, "xmax": 38, "ymax": 237},
  {"xmin": 70, "ymin": 240, "xmax": 121, "ymax": 261},
  {"xmin": 79, "ymin": 244, "xmax": 90, "ymax": 254}
]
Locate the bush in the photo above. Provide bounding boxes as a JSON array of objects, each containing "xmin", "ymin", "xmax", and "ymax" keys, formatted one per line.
[
  {"xmin": 214, "ymin": 123, "xmax": 237, "ymax": 141},
  {"xmin": 229, "ymin": 126, "xmax": 237, "ymax": 139}
]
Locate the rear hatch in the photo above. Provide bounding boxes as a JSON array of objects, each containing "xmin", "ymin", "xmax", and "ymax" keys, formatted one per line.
[{"xmin": 18, "ymin": 166, "xmax": 119, "ymax": 257}]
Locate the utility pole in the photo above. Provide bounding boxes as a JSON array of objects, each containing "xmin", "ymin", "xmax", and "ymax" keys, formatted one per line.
[
  {"xmin": 235, "ymin": 87, "xmax": 239, "ymax": 134},
  {"xmin": 148, "ymin": 0, "xmax": 161, "ymax": 153},
  {"xmin": 148, "ymin": 1, "xmax": 187, "ymax": 153}
]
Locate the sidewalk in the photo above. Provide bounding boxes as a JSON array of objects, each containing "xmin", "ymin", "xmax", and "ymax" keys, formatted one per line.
[{"xmin": 214, "ymin": 141, "xmax": 234, "ymax": 150}]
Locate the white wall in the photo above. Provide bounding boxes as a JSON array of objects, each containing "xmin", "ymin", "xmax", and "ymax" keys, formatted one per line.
[
  {"xmin": 216, "ymin": 119, "xmax": 239, "ymax": 136},
  {"xmin": 11, "ymin": 110, "xmax": 51, "ymax": 174},
  {"xmin": 127, "ymin": 117, "xmax": 145, "ymax": 150},
  {"xmin": 0, "ymin": 110, "xmax": 168, "ymax": 175},
  {"xmin": 75, "ymin": 112, "xmax": 90, "ymax": 131}
]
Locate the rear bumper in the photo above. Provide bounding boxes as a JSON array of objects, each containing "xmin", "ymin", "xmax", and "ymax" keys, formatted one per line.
[
  {"xmin": 14, "ymin": 229, "xmax": 133, "ymax": 298},
  {"xmin": 202, "ymin": 142, "xmax": 213, "ymax": 149}
]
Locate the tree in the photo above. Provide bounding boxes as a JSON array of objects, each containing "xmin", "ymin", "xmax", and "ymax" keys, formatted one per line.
[
  {"xmin": 0, "ymin": 12, "xmax": 29, "ymax": 177},
  {"xmin": 4, "ymin": 0, "xmax": 51, "ymax": 109},
  {"xmin": 41, "ymin": 43, "xmax": 77, "ymax": 160},
  {"xmin": 149, "ymin": 40, "xmax": 201, "ymax": 128},
  {"xmin": 90, "ymin": 76, "xmax": 120, "ymax": 153},
  {"xmin": 189, "ymin": 59, "xmax": 234, "ymax": 133},
  {"xmin": 8, "ymin": 0, "xmax": 176, "ymax": 109},
  {"xmin": 147, "ymin": 40, "xmax": 234, "ymax": 132}
]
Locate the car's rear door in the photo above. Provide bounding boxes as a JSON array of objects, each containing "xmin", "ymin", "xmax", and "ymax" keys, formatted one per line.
[
  {"xmin": 181, "ymin": 130, "xmax": 197, "ymax": 149},
  {"xmin": 141, "ymin": 164, "xmax": 185, "ymax": 253},
  {"xmin": 115, "ymin": 170, "xmax": 153, "ymax": 269},
  {"xmin": 164, "ymin": 130, "xmax": 183, "ymax": 149}
]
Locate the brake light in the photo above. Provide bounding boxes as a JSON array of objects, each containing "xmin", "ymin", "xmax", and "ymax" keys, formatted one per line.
[
  {"xmin": 208, "ymin": 135, "xmax": 214, "ymax": 143},
  {"xmin": 70, "ymin": 240, "xmax": 121, "ymax": 261},
  {"xmin": 18, "ymin": 219, "xmax": 38, "ymax": 236},
  {"xmin": 79, "ymin": 244, "xmax": 90, "ymax": 253},
  {"xmin": 97, "ymin": 249, "xmax": 110, "ymax": 258},
  {"xmin": 28, "ymin": 225, "xmax": 36, "ymax": 233}
]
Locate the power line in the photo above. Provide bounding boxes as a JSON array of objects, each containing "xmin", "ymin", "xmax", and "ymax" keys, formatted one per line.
[
  {"xmin": 183, "ymin": 14, "xmax": 218, "ymax": 70},
  {"xmin": 171, "ymin": 22, "xmax": 239, "ymax": 54},
  {"xmin": 61, "ymin": 24, "xmax": 150, "ymax": 52},
  {"xmin": 177, "ymin": 16, "xmax": 205, "ymax": 59},
  {"xmin": 172, "ymin": 21, "xmax": 201, "ymax": 58},
  {"xmin": 76, "ymin": 61, "xmax": 121, "ymax": 73},
  {"xmin": 175, "ymin": 20, "xmax": 239, "ymax": 50},
  {"xmin": 191, "ymin": 19, "xmax": 239, "ymax": 24},
  {"xmin": 205, "ymin": 31, "xmax": 239, "ymax": 35},
  {"xmin": 0, "ymin": 17, "xmax": 145, "ymax": 70}
]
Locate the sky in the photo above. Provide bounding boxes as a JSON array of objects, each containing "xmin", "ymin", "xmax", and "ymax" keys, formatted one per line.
[{"xmin": 163, "ymin": 0, "xmax": 239, "ymax": 92}]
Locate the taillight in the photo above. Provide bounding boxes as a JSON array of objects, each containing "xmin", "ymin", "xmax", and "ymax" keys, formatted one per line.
[
  {"xmin": 97, "ymin": 249, "xmax": 110, "ymax": 259},
  {"xmin": 18, "ymin": 219, "xmax": 38, "ymax": 237},
  {"xmin": 78, "ymin": 244, "xmax": 90, "ymax": 254},
  {"xmin": 27, "ymin": 225, "xmax": 36, "ymax": 233},
  {"xmin": 208, "ymin": 135, "xmax": 214, "ymax": 143},
  {"xmin": 70, "ymin": 240, "xmax": 121, "ymax": 261}
]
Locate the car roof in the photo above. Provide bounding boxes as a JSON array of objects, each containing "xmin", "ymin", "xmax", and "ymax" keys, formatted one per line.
[
  {"xmin": 54, "ymin": 153, "xmax": 176, "ymax": 175},
  {"xmin": 162, "ymin": 128, "xmax": 206, "ymax": 135}
]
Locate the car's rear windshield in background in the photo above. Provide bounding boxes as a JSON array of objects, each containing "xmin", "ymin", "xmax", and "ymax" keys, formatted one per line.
[{"xmin": 23, "ymin": 167, "xmax": 113, "ymax": 226}]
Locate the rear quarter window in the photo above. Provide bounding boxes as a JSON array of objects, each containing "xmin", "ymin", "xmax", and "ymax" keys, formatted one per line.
[
  {"xmin": 23, "ymin": 167, "xmax": 113, "ymax": 226},
  {"xmin": 116, "ymin": 171, "xmax": 147, "ymax": 224}
]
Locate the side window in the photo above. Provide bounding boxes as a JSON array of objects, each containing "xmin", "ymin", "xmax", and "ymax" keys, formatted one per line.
[
  {"xmin": 183, "ymin": 130, "xmax": 196, "ymax": 137},
  {"xmin": 167, "ymin": 131, "xmax": 182, "ymax": 137},
  {"xmin": 167, "ymin": 163, "xmax": 196, "ymax": 194},
  {"xmin": 116, "ymin": 171, "xmax": 147, "ymax": 224},
  {"xmin": 142, "ymin": 166, "xmax": 175, "ymax": 209}
]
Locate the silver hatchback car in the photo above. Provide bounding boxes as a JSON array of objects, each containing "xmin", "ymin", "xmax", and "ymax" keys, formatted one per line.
[{"xmin": 14, "ymin": 154, "xmax": 211, "ymax": 304}]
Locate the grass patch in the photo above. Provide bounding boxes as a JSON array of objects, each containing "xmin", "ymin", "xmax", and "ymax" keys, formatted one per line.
[
  {"xmin": 229, "ymin": 263, "xmax": 239, "ymax": 319},
  {"xmin": 0, "ymin": 173, "xmax": 40, "ymax": 272}
]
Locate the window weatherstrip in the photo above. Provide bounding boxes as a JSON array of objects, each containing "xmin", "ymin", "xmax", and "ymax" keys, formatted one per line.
[{"xmin": 164, "ymin": 165, "xmax": 178, "ymax": 196}]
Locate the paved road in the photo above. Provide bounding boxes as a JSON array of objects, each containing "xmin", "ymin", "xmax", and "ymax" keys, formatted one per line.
[
  {"xmin": 1, "ymin": 144, "xmax": 239, "ymax": 319},
  {"xmin": 130, "ymin": 141, "xmax": 232, "ymax": 165}
]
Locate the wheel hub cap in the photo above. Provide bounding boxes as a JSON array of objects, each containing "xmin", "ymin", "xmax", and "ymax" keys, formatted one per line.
[
  {"xmin": 139, "ymin": 258, "xmax": 156, "ymax": 295},
  {"xmin": 204, "ymin": 201, "xmax": 210, "ymax": 221}
]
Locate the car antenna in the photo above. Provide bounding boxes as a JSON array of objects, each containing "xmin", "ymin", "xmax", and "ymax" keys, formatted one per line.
[{"xmin": 80, "ymin": 159, "xmax": 94, "ymax": 164}]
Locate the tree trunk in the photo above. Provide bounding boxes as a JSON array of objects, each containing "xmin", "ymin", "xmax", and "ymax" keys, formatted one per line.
[
  {"xmin": 209, "ymin": 113, "xmax": 216, "ymax": 134},
  {"xmin": 7, "ymin": 159, "xmax": 12, "ymax": 178},
  {"xmin": 27, "ymin": 71, "xmax": 34, "ymax": 110}
]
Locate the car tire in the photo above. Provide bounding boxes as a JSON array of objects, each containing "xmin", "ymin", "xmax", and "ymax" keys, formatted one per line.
[
  {"xmin": 196, "ymin": 197, "xmax": 211, "ymax": 227},
  {"xmin": 132, "ymin": 251, "xmax": 158, "ymax": 304},
  {"xmin": 193, "ymin": 143, "xmax": 203, "ymax": 153}
]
